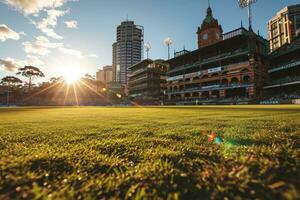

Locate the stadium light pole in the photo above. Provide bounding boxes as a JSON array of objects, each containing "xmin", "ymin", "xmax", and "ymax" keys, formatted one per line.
[
  {"xmin": 238, "ymin": 0, "xmax": 258, "ymax": 31},
  {"xmin": 164, "ymin": 37, "xmax": 173, "ymax": 60},
  {"xmin": 144, "ymin": 42, "xmax": 151, "ymax": 59}
]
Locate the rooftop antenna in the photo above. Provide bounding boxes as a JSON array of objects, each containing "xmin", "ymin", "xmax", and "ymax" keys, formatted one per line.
[
  {"xmin": 238, "ymin": 0, "xmax": 258, "ymax": 31},
  {"xmin": 144, "ymin": 42, "xmax": 151, "ymax": 59},
  {"xmin": 126, "ymin": 14, "xmax": 129, "ymax": 21}
]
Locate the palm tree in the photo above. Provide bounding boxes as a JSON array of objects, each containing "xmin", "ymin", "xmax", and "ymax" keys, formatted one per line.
[{"xmin": 1, "ymin": 76, "xmax": 22, "ymax": 106}]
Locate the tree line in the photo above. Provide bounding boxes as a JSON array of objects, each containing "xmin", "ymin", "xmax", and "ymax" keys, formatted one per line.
[{"xmin": 0, "ymin": 66, "xmax": 112, "ymax": 106}]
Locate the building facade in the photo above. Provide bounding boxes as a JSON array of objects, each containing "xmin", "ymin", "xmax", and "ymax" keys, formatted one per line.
[
  {"xmin": 128, "ymin": 59, "xmax": 168, "ymax": 104},
  {"xmin": 264, "ymin": 36, "xmax": 300, "ymax": 102},
  {"xmin": 197, "ymin": 6, "xmax": 223, "ymax": 48},
  {"xmin": 268, "ymin": 4, "xmax": 300, "ymax": 52},
  {"xmin": 112, "ymin": 21, "xmax": 144, "ymax": 85},
  {"xmin": 96, "ymin": 65, "xmax": 113, "ymax": 84},
  {"xmin": 164, "ymin": 4, "xmax": 269, "ymax": 105}
]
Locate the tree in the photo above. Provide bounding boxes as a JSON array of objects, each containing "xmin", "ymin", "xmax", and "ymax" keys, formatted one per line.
[
  {"xmin": 17, "ymin": 66, "xmax": 44, "ymax": 90},
  {"xmin": 50, "ymin": 76, "xmax": 64, "ymax": 84},
  {"xmin": 1, "ymin": 76, "xmax": 22, "ymax": 106},
  {"xmin": 81, "ymin": 74, "xmax": 96, "ymax": 86}
]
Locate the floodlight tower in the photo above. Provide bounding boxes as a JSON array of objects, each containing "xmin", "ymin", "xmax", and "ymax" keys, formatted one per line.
[
  {"xmin": 238, "ymin": 0, "xmax": 258, "ymax": 31},
  {"xmin": 164, "ymin": 37, "xmax": 173, "ymax": 60},
  {"xmin": 144, "ymin": 42, "xmax": 151, "ymax": 59}
]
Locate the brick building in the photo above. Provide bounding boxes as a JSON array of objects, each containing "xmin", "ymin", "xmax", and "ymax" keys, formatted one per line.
[{"xmin": 165, "ymin": 5, "xmax": 268, "ymax": 105}]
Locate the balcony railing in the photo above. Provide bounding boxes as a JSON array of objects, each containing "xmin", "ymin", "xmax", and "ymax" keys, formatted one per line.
[
  {"xmin": 167, "ymin": 50, "xmax": 248, "ymax": 74},
  {"xmin": 269, "ymin": 59, "xmax": 300, "ymax": 73},
  {"xmin": 166, "ymin": 61, "xmax": 250, "ymax": 82},
  {"xmin": 267, "ymin": 76, "xmax": 300, "ymax": 86},
  {"xmin": 128, "ymin": 68, "xmax": 148, "ymax": 77},
  {"xmin": 166, "ymin": 83, "xmax": 253, "ymax": 95},
  {"xmin": 129, "ymin": 76, "xmax": 148, "ymax": 85}
]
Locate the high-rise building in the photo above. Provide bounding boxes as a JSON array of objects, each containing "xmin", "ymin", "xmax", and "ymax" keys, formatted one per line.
[
  {"xmin": 268, "ymin": 4, "xmax": 300, "ymax": 52},
  {"xmin": 96, "ymin": 65, "xmax": 113, "ymax": 84},
  {"xmin": 112, "ymin": 42, "xmax": 117, "ymax": 82},
  {"xmin": 112, "ymin": 21, "xmax": 144, "ymax": 85}
]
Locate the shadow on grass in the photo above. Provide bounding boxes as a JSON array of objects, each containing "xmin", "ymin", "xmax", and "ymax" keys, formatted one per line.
[{"xmin": 0, "ymin": 157, "xmax": 74, "ymax": 199}]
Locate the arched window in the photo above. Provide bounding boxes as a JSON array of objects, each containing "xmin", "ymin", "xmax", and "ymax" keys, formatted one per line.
[
  {"xmin": 193, "ymin": 77, "xmax": 200, "ymax": 81},
  {"xmin": 221, "ymin": 78, "xmax": 228, "ymax": 86},
  {"xmin": 241, "ymin": 68, "xmax": 250, "ymax": 73},
  {"xmin": 211, "ymin": 73, "xmax": 219, "ymax": 77},
  {"xmin": 202, "ymin": 91, "xmax": 209, "ymax": 99},
  {"xmin": 211, "ymin": 90, "xmax": 220, "ymax": 98},
  {"xmin": 185, "ymin": 78, "xmax": 191, "ymax": 82},
  {"xmin": 243, "ymin": 76, "xmax": 251, "ymax": 84},
  {"xmin": 231, "ymin": 77, "xmax": 239, "ymax": 85},
  {"xmin": 202, "ymin": 75, "xmax": 209, "ymax": 79}
]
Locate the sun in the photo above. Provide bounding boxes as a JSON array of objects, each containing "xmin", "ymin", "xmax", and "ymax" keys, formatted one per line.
[{"xmin": 61, "ymin": 65, "xmax": 82, "ymax": 84}]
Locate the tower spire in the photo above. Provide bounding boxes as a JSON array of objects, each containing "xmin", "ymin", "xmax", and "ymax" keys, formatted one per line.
[{"xmin": 208, "ymin": 0, "xmax": 210, "ymax": 7}]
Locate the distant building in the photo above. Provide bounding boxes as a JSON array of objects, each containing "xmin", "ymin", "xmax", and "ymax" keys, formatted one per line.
[
  {"xmin": 112, "ymin": 21, "xmax": 144, "ymax": 85},
  {"xmin": 112, "ymin": 42, "xmax": 117, "ymax": 82},
  {"xmin": 165, "ymin": 5, "xmax": 269, "ymax": 105},
  {"xmin": 264, "ymin": 36, "xmax": 300, "ymax": 101},
  {"xmin": 96, "ymin": 65, "xmax": 113, "ymax": 84},
  {"xmin": 268, "ymin": 4, "xmax": 300, "ymax": 52},
  {"xmin": 128, "ymin": 59, "xmax": 168, "ymax": 104}
]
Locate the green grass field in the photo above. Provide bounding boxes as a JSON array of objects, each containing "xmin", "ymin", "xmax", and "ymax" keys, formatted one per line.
[{"xmin": 0, "ymin": 106, "xmax": 300, "ymax": 199}]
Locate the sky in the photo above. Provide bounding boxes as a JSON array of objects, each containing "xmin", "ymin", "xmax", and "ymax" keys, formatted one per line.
[{"xmin": 0, "ymin": 0, "xmax": 299, "ymax": 83}]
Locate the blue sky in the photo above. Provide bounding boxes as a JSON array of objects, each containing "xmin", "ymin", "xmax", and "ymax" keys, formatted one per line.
[{"xmin": 0, "ymin": 0, "xmax": 299, "ymax": 82}]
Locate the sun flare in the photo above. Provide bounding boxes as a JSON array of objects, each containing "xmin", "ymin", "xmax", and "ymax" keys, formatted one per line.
[{"xmin": 61, "ymin": 65, "xmax": 82, "ymax": 84}]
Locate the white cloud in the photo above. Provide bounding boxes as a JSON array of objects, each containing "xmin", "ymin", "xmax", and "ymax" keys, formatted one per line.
[
  {"xmin": 26, "ymin": 55, "xmax": 44, "ymax": 66},
  {"xmin": 0, "ymin": 57, "xmax": 21, "ymax": 72},
  {"xmin": 33, "ymin": 9, "xmax": 69, "ymax": 39},
  {"xmin": 0, "ymin": 56, "xmax": 44, "ymax": 72},
  {"xmin": 58, "ymin": 47, "xmax": 83, "ymax": 57},
  {"xmin": 23, "ymin": 36, "xmax": 63, "ymax": 55},
  {"xmin": 5, "ymin": 0, "xmax": 67, "ymax": 15},
  {"xmin": 87, "ymin": 54, "xmax": 98, "ymax": 58},
  {"xmin": 64, "ymin": 20, "xmax": 77, "ymax": 29},
  {"xmin": 58, "ymin": 47, "xmax": 97, "ymax": 59},
  {"xmin": 0, "ymin": 24, "xmax": 21, "ymax": 42}
]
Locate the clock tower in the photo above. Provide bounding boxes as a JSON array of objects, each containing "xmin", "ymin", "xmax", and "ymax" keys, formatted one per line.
[{"xmin": 197, "ymin": 5, "xmax": 223, "ymax": 49}]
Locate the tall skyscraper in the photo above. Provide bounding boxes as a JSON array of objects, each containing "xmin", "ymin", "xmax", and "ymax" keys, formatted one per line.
[
  {"xmin": 112, "ymin": 21, "xmax": 144, "ymax": 85},
  {"xmin": 268, "ymin": 4, "xmax": 300, "ymax": 52}
]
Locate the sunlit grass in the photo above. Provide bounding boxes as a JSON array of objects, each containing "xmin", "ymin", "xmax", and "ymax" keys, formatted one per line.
[{"xmin": 0, "ymin": 105, "xmax": 299, "ymax": 199}]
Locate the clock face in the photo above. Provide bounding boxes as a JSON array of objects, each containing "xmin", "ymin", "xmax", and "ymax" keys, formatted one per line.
[
  {"xmin": 202, "ymin": 33, "xmax": 208, "ymax": 40},
  {"xmin": 216, "ymin": 33, "xmax": 220, "ymax": 39}
]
